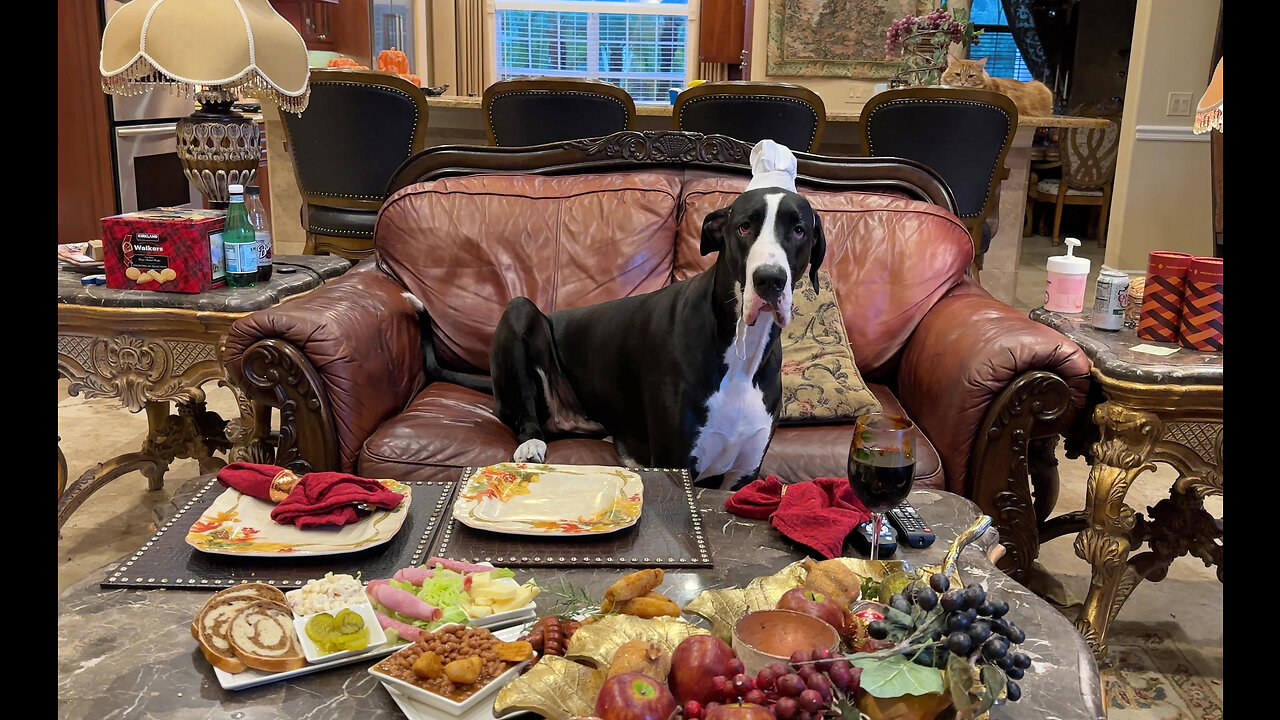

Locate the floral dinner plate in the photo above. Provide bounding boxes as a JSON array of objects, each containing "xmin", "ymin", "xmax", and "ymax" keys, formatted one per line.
[
  {"xmin": 453, "ymin": 463, "xmax": 643, "ymax": 536},
  {"xmin": 185, "ymin": 479, "xmax": 412, "ymax": 556}
]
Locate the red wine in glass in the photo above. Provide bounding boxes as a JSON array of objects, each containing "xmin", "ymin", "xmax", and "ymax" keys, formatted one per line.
[{"xmin": 847, "ymin": 413, "xmax": 917, "ymax": 560}]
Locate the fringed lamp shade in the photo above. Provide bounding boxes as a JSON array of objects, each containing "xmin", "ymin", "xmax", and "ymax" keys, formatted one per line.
[
  {"xmin": 1194, "ymin": 57, "xmax": 1222, "ymax": 135},
  {"xmin": 100, "ymin": 0, "xmax": 311, "ymax": 207}
]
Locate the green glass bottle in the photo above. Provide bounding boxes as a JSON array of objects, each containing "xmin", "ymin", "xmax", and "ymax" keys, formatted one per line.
[{"xmin": 223, "ymin": 184, "xmax": 258, "ymax": 288}]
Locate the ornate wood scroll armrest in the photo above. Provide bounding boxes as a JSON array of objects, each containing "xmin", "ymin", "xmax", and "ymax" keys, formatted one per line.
[
  {"xmin": 225, "ymin": 338, "xmax": 340, "ymax": 474},
  {"xmin": 968, "ymin": 370, "xmax": 1075, "ymax": 579}
]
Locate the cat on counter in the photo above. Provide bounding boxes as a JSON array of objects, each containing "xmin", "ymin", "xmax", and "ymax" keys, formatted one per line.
[{"xmin": 941, "ymin": 55, "xmax": 1054, "ymax": 117}]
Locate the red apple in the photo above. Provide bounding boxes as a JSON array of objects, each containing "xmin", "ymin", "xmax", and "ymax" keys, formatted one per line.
[
  {"xmin": 704, "ymin": 702, "xmax": 775, "ymax": 720},
  {"xmin": 776, "ymin": 588, "xmax": 844, "ymax": 631},
  {"xmin": 594, "ymin": 672, "xmax": 676, "ymax": 720},
  {"xmin": 669, "ymin": 635, "xmax": 738, "ymax": 706}
]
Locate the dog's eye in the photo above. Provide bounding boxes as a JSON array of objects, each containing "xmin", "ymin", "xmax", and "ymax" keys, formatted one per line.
[
  {"xmin": 792, "ymin": 225, "xmax": 805, "ymax": 239},
  {"xmin": 737, "ymin": 222, "xmax": 752, "ymax": 236}
]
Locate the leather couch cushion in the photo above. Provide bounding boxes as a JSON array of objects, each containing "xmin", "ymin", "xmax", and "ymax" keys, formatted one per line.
[
  {"xmin": 357, "ymin": 381, "xmax": 940, "ymax": 490},
  {"xmin": 760, "ymin": 383, "xmax": 942, "ymax": 490},
  {"xmin": 675, "ymin": 177, "xmax": 974, "ymax": 380},
  {"xmin": 376, "ymin": 173, "xmax": 681, "ymax": 373}
]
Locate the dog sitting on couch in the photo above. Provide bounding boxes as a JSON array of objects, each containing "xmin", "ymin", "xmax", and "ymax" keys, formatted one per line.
[{"xmin": 406, "ymin": 140, "xmax": 825, "ymax": 489}]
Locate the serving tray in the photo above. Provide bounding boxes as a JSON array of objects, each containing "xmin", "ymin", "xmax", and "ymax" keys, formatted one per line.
[
  {"xmin": 430, "ymin": 468, "xmax": 712, "ymax": 569},
  {"xmin": 101, "ymin": 478, "xmax": 459, "ymax": 591}
]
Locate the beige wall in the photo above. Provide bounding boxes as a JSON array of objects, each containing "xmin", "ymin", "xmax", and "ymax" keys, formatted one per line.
[{"xmin": 1105, "ymin": 0, "xmax": 1217, "ymax": 270}]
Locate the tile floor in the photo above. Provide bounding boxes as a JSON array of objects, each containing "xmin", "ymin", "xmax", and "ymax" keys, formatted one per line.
[{"xmin": 57, "ymin": 233, "xmax": 1221, "ymax": 677}]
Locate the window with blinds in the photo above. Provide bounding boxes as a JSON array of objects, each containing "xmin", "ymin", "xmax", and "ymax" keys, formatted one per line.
[
  {"xmin": 969, "ymin": 0, "xmax": 1033, "ymax": 81},
  {"xmin": 495, "ymin": 0, "xmax": 691, "ymax": 103}
]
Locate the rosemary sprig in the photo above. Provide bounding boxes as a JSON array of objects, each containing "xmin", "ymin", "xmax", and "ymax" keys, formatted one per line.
[{"xmin": 530, "ymin": 575, "xmax": 604, "ymax": 620}]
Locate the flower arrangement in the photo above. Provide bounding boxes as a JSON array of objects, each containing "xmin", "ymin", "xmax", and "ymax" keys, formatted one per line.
[{"xmin": 884, "ymin": 7, "xmax": 981, "ymax": 87}]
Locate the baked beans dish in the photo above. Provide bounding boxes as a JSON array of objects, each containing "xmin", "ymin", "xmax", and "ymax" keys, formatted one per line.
[{"xmin": 372, "ymin": 625, "xmax": 533, "ymax": 702}]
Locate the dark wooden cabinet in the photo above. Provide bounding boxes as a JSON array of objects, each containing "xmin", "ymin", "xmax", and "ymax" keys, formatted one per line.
[
  {"xmin": 59, "ymin": 1, "xmax": 117, "ymax": 245},
  {"xmin": 700, "ymin": 0, "xmax": 746, "ymax": 65},
  {"xmin": 271, "ymin": 0, "xmax": 371, "ymax": 67}
]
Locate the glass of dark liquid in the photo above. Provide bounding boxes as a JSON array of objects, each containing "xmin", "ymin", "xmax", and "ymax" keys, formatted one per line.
[{"xmin": 847, "ymin": 413, "xmax": 916, "ymax": 561}]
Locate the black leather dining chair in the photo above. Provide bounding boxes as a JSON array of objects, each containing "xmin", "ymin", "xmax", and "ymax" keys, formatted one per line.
[
  {"xmin": 859, "ymin": 86, "xmax": 1018, "ymax": 273},
  {"xmin": 673, "ymin": 81, "xmax": 826, "ymax": 152},
  {"xmin": 481, "ymin": 77, "xmax": 636, "ymax": 147},
  {"xmin": 279, "ymin": 68, "xmax": 431, "ymax": 260}
]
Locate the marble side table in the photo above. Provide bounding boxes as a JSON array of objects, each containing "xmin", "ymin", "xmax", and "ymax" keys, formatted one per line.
[
  {"xmin": 1030, "ymin": 307, "xmax": 1222, "ymax": 659},
  {"xmin": 57, "ymin": 255, "xmax": 351, "ymax": 530},
  {"xmin": 60, "ymin": 485, "xmax": 1104, "ymax": 720}
]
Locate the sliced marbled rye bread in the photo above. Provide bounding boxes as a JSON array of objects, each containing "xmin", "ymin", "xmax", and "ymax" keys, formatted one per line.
[
  {"xmin": 192, "ymin": 583, "xmax": 290, "ymax": 673},
  {"xmin": 227, "ymin": 600, "xmax": 307, "ymax": 673}
]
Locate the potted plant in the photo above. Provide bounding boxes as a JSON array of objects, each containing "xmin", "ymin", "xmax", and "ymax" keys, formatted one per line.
[{"xmin": 884, "ymin": 7, "xmax": 981, "ymax": 87}]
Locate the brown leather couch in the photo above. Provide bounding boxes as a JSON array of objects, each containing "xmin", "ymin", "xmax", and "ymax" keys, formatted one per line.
[{"xmin": 223, "ymin": 131, "xmax": 1091, "ymax": 576}]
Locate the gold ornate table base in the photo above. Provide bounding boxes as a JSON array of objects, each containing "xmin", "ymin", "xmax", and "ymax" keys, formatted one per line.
[{"xmin": 1067, "ymin": 386, "xmax": 1223, "ymax": 659}]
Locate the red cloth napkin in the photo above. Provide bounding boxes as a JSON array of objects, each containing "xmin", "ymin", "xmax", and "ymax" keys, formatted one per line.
[
  {"xmin": 724, "ymin": 475, "xmax": 871, "ymax": 559},
  {"xmin": 216, "ymin": 462, "xmax": 406, "ymax": 529}
]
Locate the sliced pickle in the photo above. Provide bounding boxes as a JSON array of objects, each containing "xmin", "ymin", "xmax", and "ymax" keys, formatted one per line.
[
  {"xmin": 334, "ymin": 608, "xmax": 365, "ymax": 635},
  {"xmin": 306, "ymin": 613, "xmax": 336, "ymax": 645},
  {"xmin": 333, "ymin": 628, "xmax": 370, "ymax": 651}
]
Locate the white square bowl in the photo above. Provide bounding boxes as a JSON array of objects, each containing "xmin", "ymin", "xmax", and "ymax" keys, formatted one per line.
[
  {"xmin": 368, "ymin": 630, "xmax": 529, "ymax": 716},
  {"xmin": 293, "ymin": 602, "xmax": 388, "ymax": 664}
]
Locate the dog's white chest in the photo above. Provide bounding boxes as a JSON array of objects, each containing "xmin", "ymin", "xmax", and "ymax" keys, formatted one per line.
[{"xmin": 691, "ymin": 313, "xmax": 775, "ymax": 482}]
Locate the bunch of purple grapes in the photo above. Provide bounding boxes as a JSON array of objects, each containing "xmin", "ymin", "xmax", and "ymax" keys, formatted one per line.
[
  {"xmin": 687, "ymin": 648, "xmax": 861, "ymax": 720},
  {"xmin": 885, "ymin": 10, "xmax": 967, "ymax": 56},
  {"xmin": 866, "ymin": 573, "xmax": 1031, "ymax": 703}
]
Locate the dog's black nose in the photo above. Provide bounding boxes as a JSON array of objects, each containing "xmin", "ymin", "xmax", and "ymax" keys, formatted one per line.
[{"xmin": 752, "ymin": 265, "xmax": 787, "ymax": 301}]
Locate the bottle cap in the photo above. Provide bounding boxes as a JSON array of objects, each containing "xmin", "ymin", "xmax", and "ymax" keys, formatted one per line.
[
  {"xmin": 1046, "ymin": 238, "xmax": 1091, "ymax": 275},
  {"xmin": 229, "ymin": 184, "xmax": 244, "ymax": 194},
  {"xmin": 245, "ymin": 185, "xmax": 259, "ymax": 195}
]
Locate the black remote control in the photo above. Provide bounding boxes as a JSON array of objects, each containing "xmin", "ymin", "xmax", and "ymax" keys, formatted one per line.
[
  {"xmin": 887, "ymin": 500, "xmax": 936, "ymax": 548},
  {"xmin": 850, "ymin": 518, "xmax": 897, "ymax": 557}
]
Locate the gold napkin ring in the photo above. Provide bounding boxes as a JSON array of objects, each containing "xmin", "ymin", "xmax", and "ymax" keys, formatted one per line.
[{"xmin": 269, "ymin": 469, "xmax": 302, "ymax": 502}]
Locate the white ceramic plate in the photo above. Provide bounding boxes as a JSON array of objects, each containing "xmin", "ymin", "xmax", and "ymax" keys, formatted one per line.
[
  {"xmin": 213, "ymin": 640, "xmax": 399, "ymax": 691},
  {"xmin": 373, "ymin": 626, "xmax": 531, "ymax": 718},
  {"xmin": 453, "ymin": 463, "xmax": 643, "ymax": 536},
  {"xmin": 293, "ymin": 602, "xmax": 388, "ymax": 665},
  {"xmin": 185, "ymin": 479, "xmax": 411, "ymax": 556}
]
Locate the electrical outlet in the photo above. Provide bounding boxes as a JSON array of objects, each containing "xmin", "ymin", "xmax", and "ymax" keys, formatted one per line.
[{"xmin": 1166, "ymin": 92, "xmax": 1193, "ymax": 116}]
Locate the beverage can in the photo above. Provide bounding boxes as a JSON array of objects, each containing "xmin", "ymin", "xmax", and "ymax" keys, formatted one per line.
[{"xmin": 1091, "ymin": 268, "xmax": 1130, "ymax": 331}]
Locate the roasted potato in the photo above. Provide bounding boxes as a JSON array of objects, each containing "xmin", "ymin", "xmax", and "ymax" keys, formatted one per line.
[
  {"xmin": 412, "ymin": 651, "xmax": 444, "ymax": 680},
  {"xmin": 444, "ymin": 656, "xmax": 483, "ymax": 685}
]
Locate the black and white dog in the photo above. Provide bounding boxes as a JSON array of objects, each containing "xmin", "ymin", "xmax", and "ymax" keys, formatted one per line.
[{"xmin": 406, "ymin": 142, "xmax": 825, "ymax": 489}]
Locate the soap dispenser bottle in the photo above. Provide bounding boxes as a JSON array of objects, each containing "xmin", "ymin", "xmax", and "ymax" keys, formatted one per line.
[{"xmin": 1044, "ymin": 238, "xmax": 1091, "ymax": 313}]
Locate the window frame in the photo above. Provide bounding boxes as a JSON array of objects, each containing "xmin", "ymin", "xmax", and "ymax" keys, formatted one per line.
[{"xmin": 492, "ymin": 0, "xmax": 696, "ymax": 104}]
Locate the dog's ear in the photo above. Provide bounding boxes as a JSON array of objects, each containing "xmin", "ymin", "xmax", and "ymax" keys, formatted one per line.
[
  {"xmin": 701, "ymin": 207, "xmax": 730, "ymax": 256},
  {"xmin": 808, "ymin": 210, "xmax": 826, "ymax": 288}
]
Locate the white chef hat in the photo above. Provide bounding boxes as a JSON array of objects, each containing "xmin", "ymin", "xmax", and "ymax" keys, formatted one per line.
[{"xmin": 745, "ymin": 139, "xmax": 798, "ymax": 193}]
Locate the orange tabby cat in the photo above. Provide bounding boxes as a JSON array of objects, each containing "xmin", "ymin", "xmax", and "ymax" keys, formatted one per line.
[{"xmin": 941, "ymin": 56, "xmax": 1054, "ymax": 117}]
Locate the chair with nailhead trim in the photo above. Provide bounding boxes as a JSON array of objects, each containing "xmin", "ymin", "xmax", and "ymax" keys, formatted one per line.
[
  {"xmin": 858, "ymin": 87, "xmax": 1018, "ymax": 278},
  {"xmin": 481, "ymin": 77, "xmax": 636, "ymax": 147},
  {"xmin": 672, "ymin": 81, "xmax": 826, "ymax": 153},
  {"xmin": 280, "ymin": 68, "xmax": 431, "ymax": 260}
]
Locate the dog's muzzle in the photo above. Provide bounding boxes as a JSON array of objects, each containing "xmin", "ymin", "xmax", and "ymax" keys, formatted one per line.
[{"xmin": 744, "ymin": 263, "xmax": 792, "ymax": 327}]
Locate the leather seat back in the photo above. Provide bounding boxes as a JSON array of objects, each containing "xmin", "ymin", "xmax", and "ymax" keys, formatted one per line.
[{"xmin": 376, "ymin": 172, "xmax": 681, "ymax": 372}]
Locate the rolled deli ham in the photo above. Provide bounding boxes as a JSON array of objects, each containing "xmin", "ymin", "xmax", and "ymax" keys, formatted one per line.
[
  {"xmin": 427, "ymin": 557, "xmax": 493, "ymax": 574},
  {"xmin": 392, "ymin": 566, "xmax": 435, "ymax": 585},
  {"xmin": 372, "ymin": 609, "xmax": 423, "ymax": 642},
  {"xmin": 370, "ymin": 581, "xmax": 443, "ymax": 622}
]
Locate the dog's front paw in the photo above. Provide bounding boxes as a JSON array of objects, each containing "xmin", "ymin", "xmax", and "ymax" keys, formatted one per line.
[{"xmin": 513, "ymin": 439, "xmax": 547, "ymax": 463}]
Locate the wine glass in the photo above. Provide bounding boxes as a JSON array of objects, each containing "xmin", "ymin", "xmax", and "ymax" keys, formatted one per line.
[{"xmin": 847, "ymin": 413, "xmax": 917, "ymax": 561}]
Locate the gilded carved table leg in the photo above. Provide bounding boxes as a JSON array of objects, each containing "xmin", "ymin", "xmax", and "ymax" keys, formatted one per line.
[
  {"xmin": 58, "ymin": 453, "xmax": 163, "ymax": 533},
  {"xmin": 138, "ymin": 389, "xmax": 233, "ymax": 487},
  {"xmin": 58, "ymin": 440, "xmax": 68, "ymax": 499},
  {"xmin": 1072, "ymin": 401, "xmax": 1163, "ymax": 658},
  {"xmin": 141, "ymin": 401, "xmax": 172, "ymax": 490}
]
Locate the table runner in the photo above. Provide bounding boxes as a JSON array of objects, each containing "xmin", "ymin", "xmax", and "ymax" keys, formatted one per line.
[
  {"xmin": 429, "ymin": 467, "xmax": 712, "ymax": 568},
  {"xmin": 101, "ymin": 478, "xmax": 459, "ymax": 590}
]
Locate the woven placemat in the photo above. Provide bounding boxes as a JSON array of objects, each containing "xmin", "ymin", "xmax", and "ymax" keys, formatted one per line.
[
  {"xmin": 430, "ymin": 467, "xmax": 712, "ymax": 568},
  {"xmin": 101, "ymin": 478, "xmax": 459, "ymax": 590}
]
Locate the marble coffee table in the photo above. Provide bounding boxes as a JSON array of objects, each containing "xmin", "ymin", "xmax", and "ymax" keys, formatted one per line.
[{"xmin": 57, "ymin": 485, "xmax": 1104, "ymax": 720}]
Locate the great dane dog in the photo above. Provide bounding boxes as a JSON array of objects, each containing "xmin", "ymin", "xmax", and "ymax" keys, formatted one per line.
[{"xmin": 408, "ymin": 141, "xmax": 825, "ymax": 489}]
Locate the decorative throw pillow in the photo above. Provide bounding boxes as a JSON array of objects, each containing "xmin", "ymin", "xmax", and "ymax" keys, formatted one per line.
[{"xmin": 779, "ymin": 270, "xmax": 882, "ymax": 425}]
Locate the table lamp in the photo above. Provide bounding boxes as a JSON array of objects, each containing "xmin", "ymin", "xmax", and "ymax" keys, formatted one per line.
[
  {"xmin": 100, "ymin": 0, "xmax": 311, "ymax": 208},
  {"xmin": 1194, "ymin": 57, "xmax": 1222, "ymax": 135}
]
